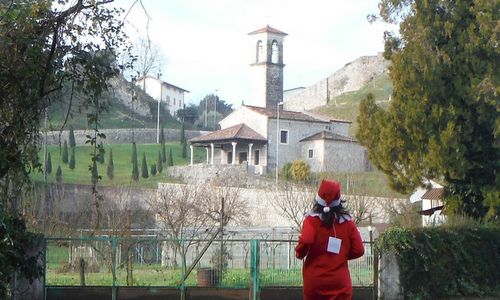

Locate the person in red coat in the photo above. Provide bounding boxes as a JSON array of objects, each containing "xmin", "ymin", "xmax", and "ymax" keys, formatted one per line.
[{"xmin": 295, "ymin": 179, "xmax": 365, "ymax": 300}]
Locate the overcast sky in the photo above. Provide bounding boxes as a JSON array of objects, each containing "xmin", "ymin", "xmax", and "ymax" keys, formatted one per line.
[{"xmin": 115, "ymin": 0, "xmax": 395, "ymax": 107}]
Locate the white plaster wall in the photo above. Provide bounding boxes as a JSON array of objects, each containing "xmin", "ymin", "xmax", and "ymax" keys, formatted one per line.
[
  {"xmin": 219, "ymin": 106, "xmax": 269, "ymax": 137},
  {"xmin": 301, "ymin": 140, "xmax": 325, "ymax": 172}
]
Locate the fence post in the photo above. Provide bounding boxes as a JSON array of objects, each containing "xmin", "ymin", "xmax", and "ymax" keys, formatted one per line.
[
  {"xmin": 249, "ymin": 239, "xmax": 260, "ymax": 300},
  {"xmin": 112, "ymin": 237, "xmax": 117, "ymax": 300},
  {"xmin": 373, "ymin": 248, "xmax": 379, "ymax": 300}
]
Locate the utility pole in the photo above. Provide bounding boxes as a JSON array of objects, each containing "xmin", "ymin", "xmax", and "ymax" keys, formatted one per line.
[{"xmin": 156, "ymin": 72, "xmax": 162, "ymax": 144}]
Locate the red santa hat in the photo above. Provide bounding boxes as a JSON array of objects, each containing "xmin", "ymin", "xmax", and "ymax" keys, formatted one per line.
[{"xmin": 315, "ymin": 179, "xmax": 341, "ymax": 213}]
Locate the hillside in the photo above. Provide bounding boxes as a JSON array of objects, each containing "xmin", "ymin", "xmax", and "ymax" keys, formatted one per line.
[
  {"xmin": 314, "ymin": 72, "xmax": 392, "ymax": 135},
  {"xmin": 46, "ymin": 75, "xmax": 182, "ymax": 130}
]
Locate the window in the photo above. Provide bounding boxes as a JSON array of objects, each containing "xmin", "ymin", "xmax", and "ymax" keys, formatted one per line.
[
  {"xmin": 254, "ymin": 150, "xmax": 260, "ymax": 165},
  {"xmin": 257, "ymin": 40, "xmax": 264, "ymax": 62},
  {"xmin": 280, "ymin": 130, "xmax": 288, "ymax": 144},
  {"xmin": 227, "ymin": 152, "xmax": 232, "ymax": 164},
  {"xmin": 308, "ymin": 149, "xmax": 314, "ymax": 159},
  {"xmin": 173, "ymin": 98, "xmax": 176, "ymax": 106},
  {"xmin": 271, "ymin": 40, "xmax": 279, "ymax": 63}
]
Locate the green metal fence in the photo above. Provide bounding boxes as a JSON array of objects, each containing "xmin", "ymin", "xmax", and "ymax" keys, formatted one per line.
[{"xmin": 45, "ymin": 237, "xmax": 373, "ymax": 291}]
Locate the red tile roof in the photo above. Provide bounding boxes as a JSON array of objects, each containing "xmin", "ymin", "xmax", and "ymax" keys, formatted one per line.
[
  {"xmin": 189, "ymin": 123, "xmax": 267, "ymax": 144},
  {"xmin": 244, "ymin": 105, "xmax": 330, "ymax": 124},
  {"xmin": 299, "ymin": 131, "xmax": 357, "ymax": 143},
  {"xmin": 421, "ymin": 188, "xmax": 444, "ymax": 200},
  {"xmin": 248, "ymin": 25, "xmax": 288, "ymax": 36}
]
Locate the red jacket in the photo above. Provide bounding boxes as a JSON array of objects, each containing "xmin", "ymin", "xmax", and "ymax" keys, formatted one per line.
[{"xmin": 295, "ymin": 214, "xmax": 365, "ymax": 300}]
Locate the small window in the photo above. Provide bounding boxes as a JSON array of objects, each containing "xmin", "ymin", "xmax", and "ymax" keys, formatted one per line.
[
  {"xmin": 254, "ymin": 150, "xmax": 260, "ymax": 165},
  {"xmin": 280, "ymin": 130, "xmax": 288, "ymax": 144},
  {"xmin": 308, "ymin": 149, "xmax": 314, "ymax": 159}
]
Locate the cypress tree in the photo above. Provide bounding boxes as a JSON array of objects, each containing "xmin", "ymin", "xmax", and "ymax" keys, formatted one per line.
[
  {"xmin": 69, "ymin": 147, "xmax": 76, "ymax": 170},
  {"xmin": 157, "ymin": 151, "xmax": 163, "ymax": 173},
  {"xmin": 180, "ymin": 123, "xmax": 185, "ymax": 144},
  {"xmin": 98, "ymin": 141, "xmax": 105, "ymax": 164},
  {"xmin": 131, "ymin": 144, "xmax": 139, "ymax": 181},
  {"xmin": 131, "ymin": 142, "xmax": 137, "ymax": 163},
  {"xmin": 181, "ymin": 141, "xmax": 187, "ymax": 159},
  {"xmin": 160, "ymin": 124, "xmax": 165, "ymax": 144},
  {"xmin": 141, "ymin": 153, "xmax": 149, "ymax": 179},
  {"xmin": 161, "ymin": 141, "xmax": 166, "ymax": 163},
  {"xmin": 91, "ymin": 160, "xmax": 99, "ymax": 184},
  {"xmin": 167, "ymin": 148, "xmax": 174, "ymax": 166},
  {"xmin": 62, "ymin": 140, "xmax": 68, "ymax": 164},
  {"xmin": 151, "ymin": 163, "xmax": 157, "ymax": 176},
  {"xmin": 68, "ymin": 125, "xmax": 76, "ymax": 148},
  {"xmin": 107, "ymin": 149, "xmax": 114, "ymax": 180},
  {"xmin": 55, "ymin": 165, "xmax": 62, "ymax": 183},
  {"xmin": 45, "ymin": 152, "xmax": 52, "ymax": 175}
]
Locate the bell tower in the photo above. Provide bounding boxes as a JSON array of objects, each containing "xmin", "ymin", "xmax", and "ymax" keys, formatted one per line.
[{"xmin": 248, "ymin": 25, "xmax": 287, "ymax": 109}]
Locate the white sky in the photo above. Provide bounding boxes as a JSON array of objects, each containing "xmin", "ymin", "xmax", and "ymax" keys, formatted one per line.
[{"xmin": 115, "ymin": 0, "xmax": 394, "ymax": 107}]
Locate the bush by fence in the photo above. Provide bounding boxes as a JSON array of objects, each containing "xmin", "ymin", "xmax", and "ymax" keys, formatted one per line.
[{"xmin": 375, "ymin": 225, "xmax": 500, "ymax": 299}]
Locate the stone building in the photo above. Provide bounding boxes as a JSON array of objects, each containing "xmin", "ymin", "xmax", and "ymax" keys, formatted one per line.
[
  {"xmin": 188, "ymin": 25, "xmax": 369, "ymax": 174},
  {"xmin": 135, "ymin": 75, "xmax": 189, "ymax": 117}
]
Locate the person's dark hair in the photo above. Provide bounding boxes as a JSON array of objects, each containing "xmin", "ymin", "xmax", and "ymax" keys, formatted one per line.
[{"xmin": 312, "ymin": 200, "xmax": 350, "ymax": 229}]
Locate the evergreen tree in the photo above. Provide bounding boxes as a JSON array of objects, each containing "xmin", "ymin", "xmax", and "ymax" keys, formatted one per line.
[
  {"xmin": 167, "ymin": 148, "xmax": 174, "ymax": 166},
  {"xmin": 62, "ymin": 140, "xmax": 68, "ymax": 164},
  {"xmin": 157, "ymin": 151, "xmax": 163, "ymax": 174},
  {"xmin": 358, "ymin": 0, "xmax": 498, "ymax": 219},
  {"xmin": 131, "ymin": 143, "xmax": 139, "ymax": 181},
  {"xmin": 107, "ymin": 149, "xmax": 114, "ymax": 180},
  {"xmin": 141, "ymin": 153, "xmax": 149, "ymax": 179},
  {"xmin": 151, "ymin": 163, "xmax": 157, "ymax": 176},
  {"xmin": 161, "ymin": 141, "xmax": 166, "ymax": 163},
  {"xmin": 181, "ymin": 141, "xmax": 187, "ymax": 159},
  {"xmin": 69, "ymin": 148, "xmax": 76, "ymax": 170},
  {"xmin": 160, "ymin": 124, "xmax": 165, "ymax": 144},
  {"xmin": 91, "ymin": 160, "xmax": 99, "ymax": 184},
  {"xmin": 180, "ymin": 123, "xmax": 185, "ymax": 144},
  {"xmin": 98, "ymin": 141, "xmax": 105, "ymax": 164},
  {"xmin": 131, "ymin": 142, "xmax": 137, "ymax": 163},
  {"xmin": 55, "ymin": 165, "xmax": 62, "ymax": 183},
  {"xmin": 68, "ymin": 125, "xmax": 76, "ymax": 148},
  {"xmin": 45, "ymin": 152, "xmax": 52, "ymax": 175}
]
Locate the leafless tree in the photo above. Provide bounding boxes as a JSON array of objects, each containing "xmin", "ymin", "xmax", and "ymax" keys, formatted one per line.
[
  {"xmin": 271, "ymin": 183, "xmax": 315, "ymax": 233},
  {"xmin": 344, "ymin": 194, "xmax": 375, "ymax": 225},
  {"xmin": 134, "ymin": 37, "xmax": 163, "ymax": 80}
]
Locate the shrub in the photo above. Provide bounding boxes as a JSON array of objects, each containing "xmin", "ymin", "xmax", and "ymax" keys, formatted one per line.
[
  {"xmin": 376, "ymin": 225, "xmax": 500, "ymax": 299},
  {"xmin": 289, "ymin": 160, "xmax": 311, "ymax": 183}
]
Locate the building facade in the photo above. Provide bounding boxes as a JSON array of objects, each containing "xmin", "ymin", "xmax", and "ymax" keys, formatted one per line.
[{"xmin": 135, "ymin": 75, "xmax": 189, "ymax": 117}]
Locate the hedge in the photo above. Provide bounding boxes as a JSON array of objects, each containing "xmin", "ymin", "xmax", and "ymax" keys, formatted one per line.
[{"xmin": 375, "ymin": 225, "xmax": 500, "ymax": 299}]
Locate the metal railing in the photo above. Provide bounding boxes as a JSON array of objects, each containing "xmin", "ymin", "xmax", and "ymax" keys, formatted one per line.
[{"xmin": 45, "ymin": 237, "xmax": 374, "ymax": 290}]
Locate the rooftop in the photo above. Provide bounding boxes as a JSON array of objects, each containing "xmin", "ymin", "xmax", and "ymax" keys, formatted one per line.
[{"xmin": 248, "ymin": 25, "xmax": 288, "ymax": 36}]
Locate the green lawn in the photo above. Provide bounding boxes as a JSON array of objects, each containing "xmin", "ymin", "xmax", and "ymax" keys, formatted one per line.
[{"xmin": 33, "ymin": 143, "xmax": 206, "ymax": 188}]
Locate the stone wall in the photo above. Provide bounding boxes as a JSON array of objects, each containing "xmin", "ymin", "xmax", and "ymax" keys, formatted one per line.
[
  {"xmin": 44, "ymin": 128, "xmax": 209, "ymax": 145},
  {"xmin": 284, "ymin": 53, "xmax": 390, "ymax": 112}
]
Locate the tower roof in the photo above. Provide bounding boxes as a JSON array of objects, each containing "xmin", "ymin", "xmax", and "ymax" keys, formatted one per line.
[{"xmin": 248, "ymin": 25, "xmax": 288, "ymax": 36}]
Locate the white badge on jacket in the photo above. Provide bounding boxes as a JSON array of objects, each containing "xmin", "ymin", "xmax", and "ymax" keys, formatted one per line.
[{"xmin": 327, "ymin": 237, "xmax": 342, "ymax": 254}]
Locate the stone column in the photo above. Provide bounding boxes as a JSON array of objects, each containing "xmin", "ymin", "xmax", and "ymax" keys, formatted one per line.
[
  {"xmin": 248, "ymin": 143, "xmax": 253, "ymax": 165},
  {"xmin": 190, "ymin": 145, "xmax": 194, "ymax": 165},
  {"xmin": 205, "ymin": 147, "xmax": 209, "ymax": 164},
  {"xmin": 231, "ymin": 142, "xmax": 237, "ymax": 165},
  {"xmin": 211, "ymin": 143, "xmax": 215, "ymax": 165}
]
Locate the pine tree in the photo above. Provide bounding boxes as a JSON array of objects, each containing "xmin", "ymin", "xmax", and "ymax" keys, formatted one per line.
[
  {"xmin": 62, "ymin": 140, "xmax": 68, "ymax": 164},
  {"xmin": 161, "ymin": 141, "xmax": 166, "ymax": 163},
  {"xmin": 45, "ymin": 152, "xmax": 52, "ymax": 175},
  {"xmin": 68, "ymin": 125, "xmax": 76, "ymax": 148},
  {"xmin": 141, "ymin": 153, "xmax": 149, "ymax": 179},
  {"xmin": 55, "ymin": 165, "xmax": 62, "ymax": 183},
  {"xmin": 98, "ymin": 141, "xmax": 105, "ymax": 164},
  {"xmin": 131, "ymin": 143, "xmax": 139, "ymax": 181},
  {"xmin": 151, "ymin": 163, "xmax": 157, "ymax": 176},
  {"xmin": 69, "ymin": 147, "xmax": 76, "ymax": 170},
  {"xmin": 167, "ymin": 148, "xmax": 174, "ymax": 166},
  {"xmin": 107, "ymin": 149, "xmax": 114, "ymax": 180},
  {"xmin": 157, "ymin": 151, "xmax": 163, "ymax": 174},
  {"xmin": 91, "ymin": 160, "xmax": 99, "ymax": 184}
]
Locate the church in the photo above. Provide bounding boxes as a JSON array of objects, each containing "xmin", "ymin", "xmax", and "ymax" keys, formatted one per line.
[{"xmin": 188, "ymin": 25, "xmax": 370, "ymax": 174}]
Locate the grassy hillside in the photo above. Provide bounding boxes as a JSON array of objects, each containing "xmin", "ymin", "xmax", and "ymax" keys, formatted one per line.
[
  {"xmin": 33, "ymin": 143, "xmax": 205, "ymax": 188},
  {"xmin": 314, "ymin": 73, "xmax": 392, "ymax": 135},
  {"xmin": 46, "ymin": 79, "xmax": 182, "ymax": 130}
]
